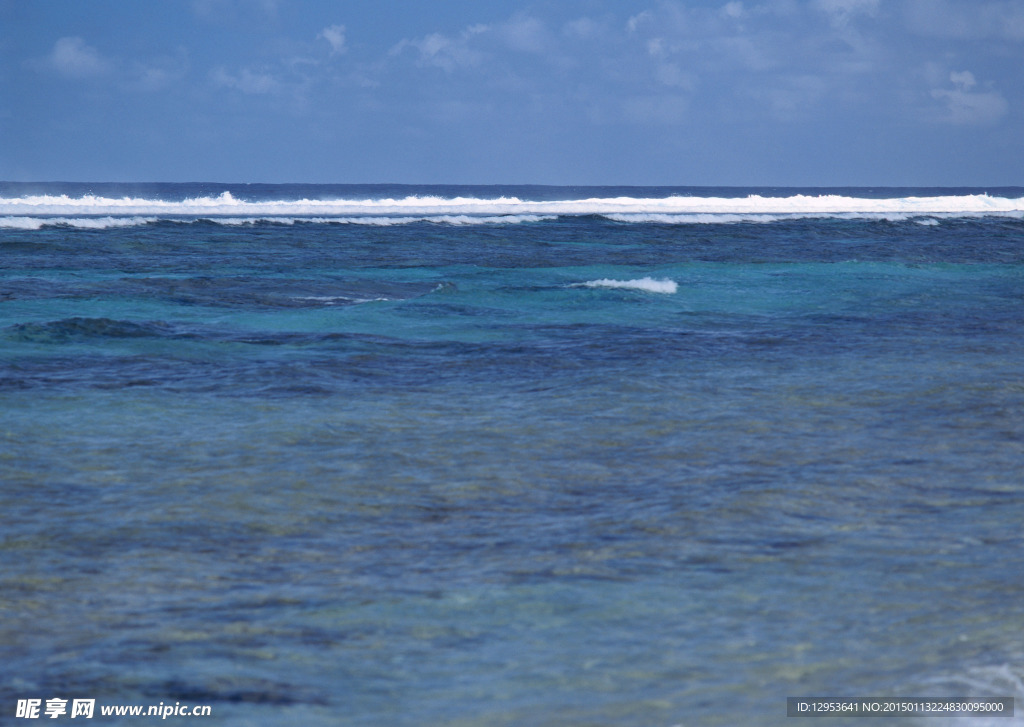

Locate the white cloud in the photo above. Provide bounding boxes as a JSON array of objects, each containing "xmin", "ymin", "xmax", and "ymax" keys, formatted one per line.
[
  {"xmin": 613, "ymin": 0, "xmax": 899, "ymax": 124},
  {"xmin": 47, "ymin": 37, "xmax": 110, "ymax": 78},
  {"xmin": 627, "ymin": 3, "xmax": 781, "ymax": 72},
  {"xmin": 647, "ymin": 38, "xmax": 667, "ymax": 57},
  {"xmin": 930, "ymin": 71, "xmax": 1008, "ymax": 124},
  {"xmin": 355, "ymin": 0, "xmax": 1017, "ymax": 138},
  {"xmin": 319, "ymin": 24, "xmax": 347, "ymax": 56},
  {"xmin": 211, "ymin": 66, "xmax": 281, "ymax": 94},
  {"xmin": 390, "ymin": 25, "xmax": 489, "ymax": 72},
  {"xmin": 499, "ymin": 15, "xmax": 549, "ymax": 53},
  {"xmin": 949, "ymin": 70, "xmax": 976, "ymax": 90},
  {"xmin": 39, "ymin": 36, "xmax": 193, "ymax": 92},
  {"xmin": 127, "ymin": 49, "xmax": 189, "ymax": 92},
  {"xmin": 627, "ymin": 11, "xmax": 653, "ymax": 33},
  {"xmin": 722, "ymin": 2, "xmax": 746, "ymax": 20}
]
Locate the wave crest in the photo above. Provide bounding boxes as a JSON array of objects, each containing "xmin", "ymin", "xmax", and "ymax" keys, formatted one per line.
[
  {"xmin": 2, "ymin": 193, "xmax": 1022, "ymax": 218},
  {"xmin": 578, "ymin": 277, "xmax": 678, "ymax": 294},
  {"xmin": 0, "ymin": 216, "xmax": 158, "ymax": 230},
  {"xmin": 6, "ymin": 317, "xmax": 177, "ymax": 342},
  {"xmin": 2, "ymin": 192, "xmax": 1022, "ymax": 230}
]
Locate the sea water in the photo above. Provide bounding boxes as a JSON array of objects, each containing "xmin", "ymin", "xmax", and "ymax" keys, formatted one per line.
[{"xmin": 2, "ymin": 183, "xmax": 1023, "ymax": 726}]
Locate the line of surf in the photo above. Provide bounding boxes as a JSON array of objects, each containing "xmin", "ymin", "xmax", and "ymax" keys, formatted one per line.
[
  {"xmin": 2, "ymin": 192, "xmax": 1023, "ymax": 217},
  {"xmin": 0, "ymin": 216, "xmax": 159, "ymax": 230},
  {"xmin": 0, "ymin": 214, "xmax": 555, "ymax": 229},
  {"xmin": 601, "ymin": 211, "xmax": 1024, "ymax": 224},
  {"xmin": 575, "ymin": 278, "xmax": 678, "ymax": 294}
]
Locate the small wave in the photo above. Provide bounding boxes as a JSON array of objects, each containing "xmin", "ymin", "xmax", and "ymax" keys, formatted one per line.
[
  {"xmin": 602, "ymin": 212, "xmax": 985, "ymax": 224},
  {"xmin": 209, "ymin": 214, "xmax": 555, "ymax": 226},
  {"xmin": 578, "ymin": 277, "xmax": 678, "ymax": 294},
  {"xmin": 0, "ymin": 214, "xmax": 556, "ymax": 229},
  {"xmin": 291, "ymin": 295, "xmax": 392, "ymax": 304},
  {"xmin": 292, "ymin": 295, "xmax": 357, "ymax": 303},
  {"xmin": 6, "ymin": 317, "xmax": 178, "ymax": 342},
  {"xmin": 0, "ymin": 216, "xmax": 158, "ymax": 230},
  {"xmin": 604, "ymin": 213, "xmax": 785, "ymax": 224}
]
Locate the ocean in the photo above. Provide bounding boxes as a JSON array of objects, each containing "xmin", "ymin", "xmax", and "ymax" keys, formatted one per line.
[{"xmin": 2, "ymin": 183, "xmax": 1023, "ymax": 726}]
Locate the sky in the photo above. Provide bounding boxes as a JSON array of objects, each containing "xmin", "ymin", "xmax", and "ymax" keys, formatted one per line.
[{"xmin": 1, "ymin": 0, "xmax": 1022, "ymax": 185}]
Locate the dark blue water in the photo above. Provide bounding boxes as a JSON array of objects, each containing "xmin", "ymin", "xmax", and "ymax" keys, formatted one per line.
[{"xmin": 2, "ymin": 185, "xmax": 1023, "ymax": 725}]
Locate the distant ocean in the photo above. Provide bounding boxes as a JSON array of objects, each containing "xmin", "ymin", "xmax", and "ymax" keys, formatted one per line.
[{"xmin": 3, "ymin": 183, "xmax": 1023, "ymax": 726}]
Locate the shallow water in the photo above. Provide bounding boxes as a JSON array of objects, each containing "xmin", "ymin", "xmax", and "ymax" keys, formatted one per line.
[{"xmin": 2, "ymin": 185, "xmax": 1023, "ymax": 725}]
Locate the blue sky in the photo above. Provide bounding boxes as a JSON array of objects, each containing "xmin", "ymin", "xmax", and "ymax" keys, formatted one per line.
[{"xmin": 2, "ymin": 0, "xmax": 1022, "ymax": 185}]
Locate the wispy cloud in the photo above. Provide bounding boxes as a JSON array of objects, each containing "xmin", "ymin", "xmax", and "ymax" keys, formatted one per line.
[
  {"xmin": 211, "ymin": 66, "xmax": 281, "ymax": 94},
  {"xmin": 498, "ymin": 15, "xmax": 551, "ymax": 54},
  {"xmin": 46, "ymin": 37, "xmax": 111, "ymax": 78},
  {"xmin": 185, "ymin": 2, "xmax": 1017, "ymax": 137},
  {"xmin": 390, "ymin": 25, "xmax": 489, "ymax": 72},
  {"xmin": 29, "ymin": 2, "xmax": 1020, "ymax": 139},
  {"xmin": 389, "ymin": 13, "xmax": 570, "ymax": 74},
  {"xmin": 318, "ymin": 24, "xmax": 347, "ymax": 56},
  {"xmin": 127, "ymin": 49, "xmax": 190, "ymax": 92},
  {"xmin": 930, "ymin": 70, "xmax": 1008, "ymax": 124}
]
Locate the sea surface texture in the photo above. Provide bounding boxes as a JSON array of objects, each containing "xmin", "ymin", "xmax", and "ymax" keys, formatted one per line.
[{"xmin": 2, "ymin": 184, "xmax": 1023, "ymax": 726}]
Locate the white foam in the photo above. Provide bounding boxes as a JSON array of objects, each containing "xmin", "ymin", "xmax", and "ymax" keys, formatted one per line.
[
  {"xmin": 292, "ymin": 295, "xmax": 391, "ymax": 304},
  {"xmin": 0, "ymin": 216, "xmax": 157, "ymax": 229},
  {"xmin": 601, "ymin": 211, "xmax": 1022, "ymax": 224},
  {"xmin": 604, "ymin": 213, "xmax": 786, "ymax": 224},
  {"xmin": 0, "ymin": 213, "xmax": 556, "ymax": 229},
  {"xmin": 293, "ymin": 295, "xmax": 355, "ymax": 302},
  {"xmin": 284, "ymin": 214, "xmax": 554, "ymax": 226},
  {"xmin": 106, "ymin": 214, "xmax": 552, "ymax": 226},
  {"xmin": 578, "ymin": 277, "xmax": 678, "ymax": 294},
  {"xmin": 2, "ymin": 192, "xmax": 1022, "ymax": 218}
]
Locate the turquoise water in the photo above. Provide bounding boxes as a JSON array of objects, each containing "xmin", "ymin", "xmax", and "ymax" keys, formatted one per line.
[{"xmin": 2, "ymin": 185, "xmax": 1024, "ymax": 725}]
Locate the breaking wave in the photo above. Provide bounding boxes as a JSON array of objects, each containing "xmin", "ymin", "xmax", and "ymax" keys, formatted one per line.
[
  {"xmin": 0, "ymin": 213, "xmax": 554, "ymax": 229},
  {"xmin": 0, "ymin": 216, "xmax": 159, "ymax": 230},
  {"xmin": 577, "ymin": 277, "xmax": 678, "ymax": 294},
  {"xmin": 207, "ymin": 214, "xmax": 556, "ymax": 226},
  {"xmin": 599, "ymin": 211, "xmax": 1024, "ymax": 224},
  {"xmin": 1, "ymin": 192, "xmax": 1023, "ymax": 223}
]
